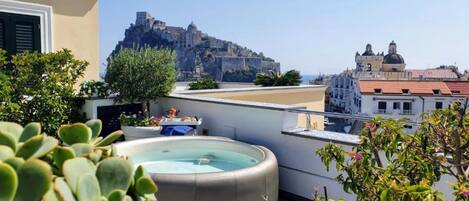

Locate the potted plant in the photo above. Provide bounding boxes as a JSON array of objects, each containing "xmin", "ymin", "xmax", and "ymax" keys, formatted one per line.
[
  {"xmin": 105, "ymin": 46, "xmax": 176, "ymax": 140},
  {"xmin": 78, "ymin": 80, "xmax": 111, "ymax": 98}
]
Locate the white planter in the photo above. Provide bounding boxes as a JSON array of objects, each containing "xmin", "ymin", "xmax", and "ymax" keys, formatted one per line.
[{"xmin": 121, "ymin": 126, "xmax": 162, "ymax": 141}]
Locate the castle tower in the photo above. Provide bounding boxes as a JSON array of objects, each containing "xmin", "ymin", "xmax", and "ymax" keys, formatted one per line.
[
  {"xmin": 136, "ymin": 12, "xmax": 151, "ymax": 26},
  {"xmin": 185, "ymin": 21, "xmax": 202, "ymax": 48},
  {"xmin": 355, "ymin": 43, "xmax": 383, "ymax": 72}
]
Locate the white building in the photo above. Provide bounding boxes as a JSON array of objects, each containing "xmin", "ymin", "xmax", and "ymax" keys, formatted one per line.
[
  {"xmin": 329, "ymin": 41, "xmax": 411, "ymax": 114},
  {"xmin": 358, "ymin": 80, "xmax": 457, "ymax": 131}
]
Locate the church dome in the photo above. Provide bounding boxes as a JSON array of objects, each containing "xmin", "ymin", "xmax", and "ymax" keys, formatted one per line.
[
  {"xmin": 187, "ymin": 22, "xmax": 197, "ymax": 31},
  {"xmin": 383, "ymin": 40, "xmax": 404, "ymax": 64},
  {"xmin": 383, "ymin": 53, "xmax": 405, "ymax": 64}
]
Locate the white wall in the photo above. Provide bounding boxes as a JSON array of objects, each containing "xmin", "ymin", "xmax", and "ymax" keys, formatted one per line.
[
  {"xmin": 361, "ymin": 95, "xmax": 454, "ymax": 122},
  {"xmin": 154, "ymin": 96, "xmax": 356, "ymax": 200}
]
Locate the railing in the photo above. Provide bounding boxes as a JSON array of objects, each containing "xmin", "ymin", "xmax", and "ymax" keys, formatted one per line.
[
  {"xmin": 286, "ymin": 108, "xmax": 421, "ymax": 134},
  {"xmin": 400, "ymin": 110, "xmax": 413, "ymax": 115},
  {"xmin": 374, "ymin": 109, "xmax": 388, "ymax": 114}
]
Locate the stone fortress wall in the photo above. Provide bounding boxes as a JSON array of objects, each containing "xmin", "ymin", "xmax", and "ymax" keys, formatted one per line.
[{"xmin": 117, "ymin": 11, "xmax": 281, "ymax": 81}]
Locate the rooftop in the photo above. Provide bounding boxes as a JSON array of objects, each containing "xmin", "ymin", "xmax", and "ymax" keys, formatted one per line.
[
  {"xmin": 408, "ymin": 69, "xmax": 459, "ymax": 79},
  {"xmin": 444, "ymin": 81, "xmax": 469, "ymax": 96},
  {"xmin": 359, "ymin": 80, "xmax": 452, "ymax": 95}
]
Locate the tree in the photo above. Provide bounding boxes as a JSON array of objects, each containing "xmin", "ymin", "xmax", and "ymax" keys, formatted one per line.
[
  {"xmin": 254, "ymin": 70, "xmax": 302, "ymax": 87},
  {"xmin": 316, "ymin": 101, "xmax": 469, "ymax": 200},
  {"xmin": 105, "ymin": 47, "xmax": 176, "ymax": 117},
  {"xmin": 0, "ymin": 49, "xmax": 88, "ymax": 134}
]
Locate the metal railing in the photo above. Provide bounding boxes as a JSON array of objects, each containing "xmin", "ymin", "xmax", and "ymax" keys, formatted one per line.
[{"xmin": 286, "ymin": 108, "xmax": 421, "ymax": 134}]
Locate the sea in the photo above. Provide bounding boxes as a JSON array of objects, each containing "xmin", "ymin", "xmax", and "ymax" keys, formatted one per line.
[{"xmin": 301, "ymin": 74, "xmax": 319, "ymax": 85}]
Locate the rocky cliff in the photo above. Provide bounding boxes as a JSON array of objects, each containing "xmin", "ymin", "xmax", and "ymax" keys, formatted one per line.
[{"xmin": 111, "ymin": 12, "xmax": 281, "ymax": 82}]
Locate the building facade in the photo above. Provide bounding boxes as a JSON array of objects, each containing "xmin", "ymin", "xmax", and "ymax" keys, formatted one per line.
[
  {"xmin": 358, "ymin": 80, "xmax": 468, "ymax": 131},
  {"xmin": 10, "ymin": 0, "xmax": 100, "ymax": 82},
  {"xmin": 328, "ymin": 41, "xmax": 410, "ymax": 114}
]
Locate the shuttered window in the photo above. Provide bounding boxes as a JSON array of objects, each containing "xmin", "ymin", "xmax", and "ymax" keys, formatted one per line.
[{"xmin": 0, "ymin": 12, "xmax": 41, "ymax": 55}]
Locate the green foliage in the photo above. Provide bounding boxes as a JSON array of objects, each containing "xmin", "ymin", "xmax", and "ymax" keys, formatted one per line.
[
  {"xmin": 0, "ymin": 49, "xmax": 88, "ymax": 135},
  {"xmin": 254, "ymin": 70, "xmax": 302, "ymax": 86},
  {"xmin": 79, "ymin": 80, "xmax": 111, "ymax": 98},
  {"xmin": 105, "ymin": 47, "xmax": 176, "ymax": 117},
  {"xmin": 0, "ymin": 119, "xmax": 157, "ymax": 201},
  {"xmin": 188, "ymin": 78, "xmax": 219, "ymax": 90},
  {"xmin": 222, "ymin": 69, "xmax": 258, "ymax": 82},
  {"xmin": 316, "ymin": 103, "xmax": 469, "ymax": 200}
]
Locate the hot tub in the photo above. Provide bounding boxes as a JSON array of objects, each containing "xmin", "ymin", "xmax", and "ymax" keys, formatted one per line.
[{"xmin": 114, "ymin": 136, "xmax": 278, "ymax": 201}]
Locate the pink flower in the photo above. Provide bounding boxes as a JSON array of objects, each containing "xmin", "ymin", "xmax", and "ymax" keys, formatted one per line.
[
  {"xmin": 365, "ymin": 124, "xmax": 372, "ymax": 129},
  {"xmin": 463, "ymin": 191, "xmax": 469, "ymax": 197},
  {"xmin": 354, "ymin": 152, "xmax": 362, "ymax": 161}
]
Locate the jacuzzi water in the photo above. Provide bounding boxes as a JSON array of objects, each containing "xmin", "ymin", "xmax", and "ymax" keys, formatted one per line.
[{"xmin": 132, "ymin": 148, "xmax": 259, "ymax": 174}]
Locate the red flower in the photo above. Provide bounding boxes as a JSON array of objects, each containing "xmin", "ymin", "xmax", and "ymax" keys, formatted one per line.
[
  {"xmin": 354, "ymin": 152, "xmax": 362, "ymax": 161},
  {"xmin": 463, "ymin": 191, "xmax": 469, "ymax": 197}
]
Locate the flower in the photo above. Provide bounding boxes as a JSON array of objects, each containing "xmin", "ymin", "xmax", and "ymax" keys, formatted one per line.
[
  {"xmin": 463, "ymin": 191, "xmax": 469, "ymax": 197},
  {"xmin": 353, "ymin": 152, "xmax": 362, "ymax": 161},
  {"xmin": 365, "ymin": 124, "xmax": 372, "ymax": 129}
]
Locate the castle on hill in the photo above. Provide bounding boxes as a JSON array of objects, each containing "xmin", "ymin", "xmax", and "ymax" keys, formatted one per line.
[{"xmin": 113, "ymin": 12, "xmax": 281, "ymax": 82}]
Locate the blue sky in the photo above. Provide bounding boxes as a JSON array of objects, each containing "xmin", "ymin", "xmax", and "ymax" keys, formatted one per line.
[{"xmin": 99, "ymin": 0, "xmax": 469, "ymax": 75}]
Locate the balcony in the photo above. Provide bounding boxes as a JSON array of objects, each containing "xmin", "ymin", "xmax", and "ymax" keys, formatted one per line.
[
  {"xmin": 400, "ymin": 109, "xmax": 413, "ymax": 115},
  {"xmin": 374, "ymin": 109, "xmax": 389, "ymax": 114}
]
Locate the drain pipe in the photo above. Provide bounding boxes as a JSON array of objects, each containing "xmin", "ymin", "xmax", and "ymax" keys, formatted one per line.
[{"xmin": 419, "ymin": 96, "xmax": 425, "ymax": 120}]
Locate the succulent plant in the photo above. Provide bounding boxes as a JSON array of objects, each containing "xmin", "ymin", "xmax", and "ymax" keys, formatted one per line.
[{"xmin": 0, "ymin": 120, "xmax": 158, "ymax": 201}]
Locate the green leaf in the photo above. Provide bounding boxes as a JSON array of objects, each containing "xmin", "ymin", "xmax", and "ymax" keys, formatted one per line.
[
  {"xmin": 86, "ymin": 120, "xmax": 102, "ymax": 140},
  {"xmin": 43, "ymin": 186, "xmax": 60, "ymax": 201},
  {"xmin": 3, "ymin": 157, "xmax": 25, "ymax": 170},
  {"xmin": 54, "ymin": 177, "xmax": 77, "ymax": 201},
  {"xmin": 0, "ymin": 121, "xmax": 23, "ymax": 141},
  {"xmin": 77, "ymin": 173, "xmax": 101, "ymax": 201},
  {"xmin": 19, "ymin": 122, "xmax": 41, "ymax": 142},
  {"xmin": 53, "ymin": 147, "xmax": 76, "ymax": 171},
  {"xmin": 135, "ymin": 176, "xmax": 158, "ymax": 195},
  {"xmin": 14, "ymin": 159, "xmax": 53, "ymax": 201},
  {"xmin": 0, "ymin": 162, "xmax": 18, "ymax": 201},
  {"xmin": 16, "ymin": 135, "xmax": 43, "ymax": 159},
  {"xmin": 31, "ymin": 136, "xmax": 58, "ymax": 158},
  {"xmin": 63, "ymin": 157, "xmax": 96, "ymax": 193},
  {"xmin": 0, "ymin": 131, "xmax": 17, "ymax": 152},
  {"xmin": 0, "ymin": 145, "xmax": 15, "ymax": 161},
  {"xmin": 134, "ymin": 165, "xmax": 145, "ymax": 182},
  {"xmin": 107, "ymin": 189, "xmax": 126, "ymax": 201},
  {"xmin": 71, "ymin": 143, "xmax": 93, "ymax": 156},
  {"xmin": 95, "ymin": 131, "xmax": 123, "ymax": 147},
  {"xmin": 16, "ymin": 135, "xmax": 58, "ymax": 159},
  {"xmin": 58, "ymin": 123, "xmax": 92, "ymax": 145},
  {"xmin": 96, "ymin": 157, "xmax": 133, "ymax": 197},
  {"xmin": 380, "ymin": 189, "xmax": 392, "ymax": 201}
]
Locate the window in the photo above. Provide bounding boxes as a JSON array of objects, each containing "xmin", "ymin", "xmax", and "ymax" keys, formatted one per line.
[
  {"xmin": 451, "ymin": 90, "xmax": 461, "ymax": 94},
  {"xmin": 403, "ymin": 125, "xmax": 413, "ymax": 129},
  {"xmin": 378, "ymin": 101, "xmax": 387, "ymax": 113},
  {"xmin": 402, "ymin": 89, "xmax": 410, "ymax": 95},
  {"xmin": 374, "ymin": 88, "xmax": 382, "ymax": 94},
  {"xmin": 393, "ymin": 102, "xmax": 400, "ymax": 110},
  {"xmin": 0, "ymin": 12, "xmax": 41, "ymax": 55},
  {"xmin": 435, "ymin": 102, "xmax": 443, "ymax": 109},
  {"xmin": 402, "ymin": 102, "xmax": 412, "ymax": 114},
  {"xmin": 432, "ymin": 89, "xmax": 441, "ymax": 95},
  {"xmin": 366, "ymin": 63, "xmax": 372, "ymax": 71}
]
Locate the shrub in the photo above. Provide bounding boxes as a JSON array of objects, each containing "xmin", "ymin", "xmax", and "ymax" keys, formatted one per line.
[
  {"xmin": 79, "ymin": 80, "xmax": 111, "ymax": 98},
  {"xmin": 105, "ymin": 47, "xmax": 176, "ymax": 117},
  {"xmin": 0, "ymin": 119, "xmax": 158, "ymax": 200},
  {"xmin": 316, "ymin": 102, "xmax": 469, "ymax": 200},
  {"xmin": 254, "ymin": 70, "xmax": 302, "ymax": 86},
  {"xmin": 0, "ymin": 49, "xmax": 88, "ymax": 135},
  {"xmin": 188, "ymin": 78, "xmax": 219, "ymax": 90}
]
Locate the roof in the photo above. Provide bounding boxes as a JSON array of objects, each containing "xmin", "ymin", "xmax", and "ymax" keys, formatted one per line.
[
  {"xmin": 444, "ymin": 81, "xmax": 469, "ymax": 96},
  {"xmin": 359, "ymin": 80, "xmax": 451, "ymax": 95},
  {"xmin": 408, "ymin": 69, "xmax": 458, "ymax": 79},
  {"xmin": 383, "ymin": 53, "xmax": 405, "ymax": 64}
]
